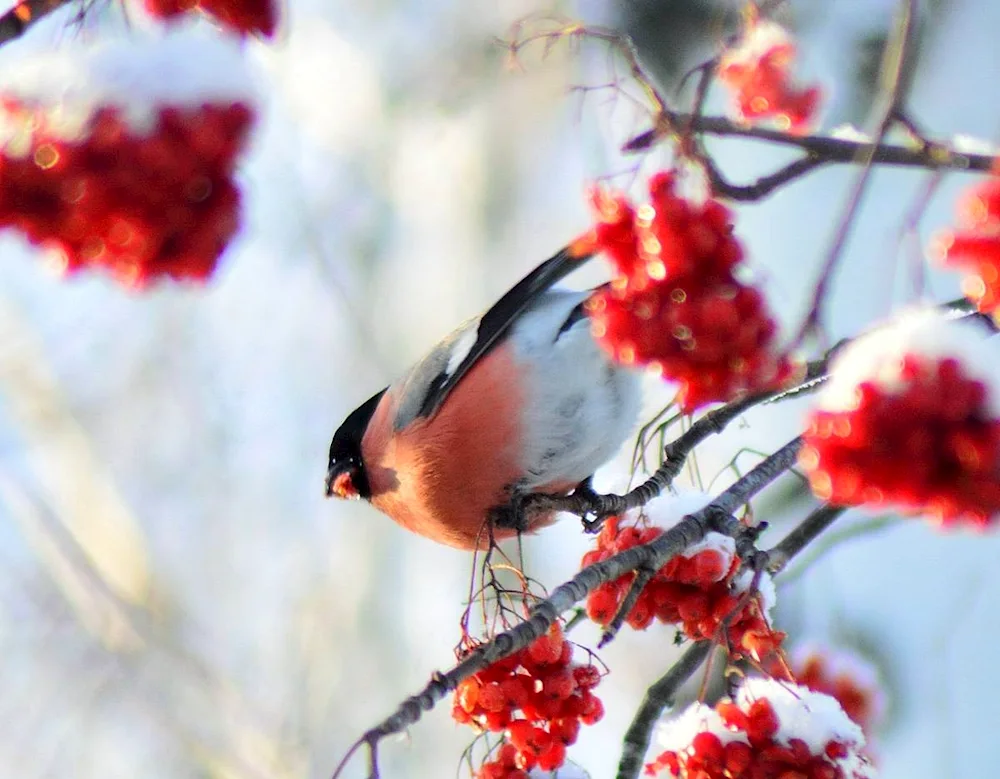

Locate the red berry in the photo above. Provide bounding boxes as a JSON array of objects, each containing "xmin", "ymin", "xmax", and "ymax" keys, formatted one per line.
[
  {"xmin": 478, "ymin": 682, "xmax": 506, "ymax": 712},
  {"xmin": 536, "ymin": 740, "xmax": 567, "ymax": 772}
]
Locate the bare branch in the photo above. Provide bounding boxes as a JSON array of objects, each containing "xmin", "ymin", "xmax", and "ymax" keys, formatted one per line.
[
  {"xmin": 598, "ymin": 565, "xmax": 656, "ymax": 648},
  {"xmin": 794, "ymin": 0, "xmax": 921, "ymax": 344},
  {"xmin": 625, "ymin": 112, "xmax": 995, "ymax": 176}
]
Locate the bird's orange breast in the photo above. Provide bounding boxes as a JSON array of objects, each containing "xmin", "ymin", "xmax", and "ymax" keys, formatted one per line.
[{"xmin": 361, "ymin": 347, "xmax": 542, "ymax": 549}]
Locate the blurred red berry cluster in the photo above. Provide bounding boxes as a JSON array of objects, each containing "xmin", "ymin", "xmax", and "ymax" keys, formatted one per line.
[
  {"xmin": 646, "ymin": 681, "xmax": 871, "ymax": 779},
  {"xmin": 451, "ymin": 625, "xmax": 603, "ymax": 778},
  {"xmin": 802, "ymin": 354, "xmax": 1000, "ymax": 527},
  {"xmin": 717, "ymin": 17, "xmax": 821, "ymax": 134},
  {"xmin": 582, "ymin": 516, "xmax": 782, "ymax": 659},
  {"xmin": 0, "ymin": 98, "xmax": 254, "ymax": 288},
  {"xmin": 931, "ymin": 167, "xmax": 1000, "ymax": 318},
  {"xmin": 791, "ymin": 648, "xmax": 884, "ymax": 742},
  {"xmin": 144, "ymin": 0, "xmax": 277, "ymax": 37},
  {"xmin": 585, "ymin": 171, "xmax": 795, "ymax": 412}
]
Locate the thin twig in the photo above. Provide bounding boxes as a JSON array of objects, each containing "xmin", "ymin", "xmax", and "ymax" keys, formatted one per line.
[
  {"xmin": 615, "ymin": 641, "xmax": 713, "ymax": 779},
  {"xmin": 702, "ymin": 154, "xmax": 828, "ymax": 201},
  {"xmin": 793, "ymin": 0, "xmax": 920, "ymax": 344},
  {"xmin": 598, "ymin": 565, "xmax": 656, "ymax": 648}
]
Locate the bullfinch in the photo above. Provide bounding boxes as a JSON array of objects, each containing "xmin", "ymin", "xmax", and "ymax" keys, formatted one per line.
[{"xmin": 324, "ymin": 246, "xmax": 643, "ymax": 550}]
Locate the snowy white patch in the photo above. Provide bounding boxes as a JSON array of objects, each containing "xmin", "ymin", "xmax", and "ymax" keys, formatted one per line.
[
  {"xmin": 655, "ymin": 702, "xmax": 749, "ymax": 755},
  {"xmin": 720, "ymin": 20, "xmax": 793, "ymax": 69},
  {"xmin": 0, "ymin": 30, "xmax": 256, "ymax": 141},
  {"xmin": 737, "ymin": 679, "xmax": 874, "ymax": 778},
  {"xmin": 818, "ymin": 307, "xmax": 1000, "ymax": 417},
  {"xmin": 830, "ymin": 124, "xmax": 872, "ymax": 143},
  {"xmin": 951, "ymin": 133, "xmax": 999, "ymax": 156},
  {"xmin": 641, "ymin": 491, "xmax": 737, "ymax": 563},
  {"xmin": 791, "ymin": 642, "xmax": 887, "ymax": 726},
  {"xmin": 445, "ymin": 323, "xmax": 478, "ymax": 376}
]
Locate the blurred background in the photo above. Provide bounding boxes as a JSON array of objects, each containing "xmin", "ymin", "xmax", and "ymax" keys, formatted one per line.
[{"xmin": 0, "ymin": 0, "xmax": 999, "ymax": 777}]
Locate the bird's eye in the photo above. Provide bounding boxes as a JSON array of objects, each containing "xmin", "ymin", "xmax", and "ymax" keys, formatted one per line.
[{"xmin": 329, "ymin": 469, "xmax": 360, "ymax": 500}]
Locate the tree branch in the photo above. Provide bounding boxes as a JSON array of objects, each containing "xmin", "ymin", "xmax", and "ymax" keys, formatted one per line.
[
  {"xmin": 0, "ymin": 0, "xmax": 72, "ymax": 47},
  {"xmin": 616, "ymin": 641, "xmax": 714, "ymax": 779},
  {"xmin": 766, "ymin": 504, "xmax": 848, "ymax": 573},
  {"xmin": 794, "ymin": 0, "xmax": 921, "ymax": 344}
]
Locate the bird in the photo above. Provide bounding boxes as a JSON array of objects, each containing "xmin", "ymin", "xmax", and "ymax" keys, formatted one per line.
[{"xmin": 324, "ymin": 245, "xmax": 643, "ymax": 550}]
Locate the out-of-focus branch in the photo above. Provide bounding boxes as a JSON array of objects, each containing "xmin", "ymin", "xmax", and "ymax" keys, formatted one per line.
[
  {"xmin": 0, "ymin": 477, "xmax": 303, "ymax": 779},
  {"xmin": 794, "ymin": 0, "xmax": 921, "ymax": 344},
  {"xmin": 0, "ymin": 0, "xmax": 71, "ymax": 47},
  {"xmin": 515, "ymin": 17, "xmax": 993, "ymax": 205},
  {"xmin": 623, "ymin": 112, "xmax": 994, "ymax": 179}
]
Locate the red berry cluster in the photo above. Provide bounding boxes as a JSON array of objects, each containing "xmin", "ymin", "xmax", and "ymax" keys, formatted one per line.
[
  {"xmin": 930, "ymin": 169, "xmax": 1000, "ymax": 317},
  {"xmin": 585, "ymin": 171, "xmax": 795, "ymax": 412},
  {"xmin": 143, "ymin": 0, "xmax": 277, "ymax": 37},
  {"xmin": 0, "ymin": 99, "xmax": 254, "ymax": 288},
  {"xmin": 717, "ymin": 18, "xmax": 821, "ymax": 134},
  {"xmin": 451, "ymin": 625, "xmax": 604, "ymax": 777},
  {"xmin": 646, "ymin": 697, "xmax": 859, "ymax": 779},
  {"xmin": 801, "ymin": 354, "xmax": 1000, "ymax": 527},
  {"xmin": 792, "ymin": 651, "xmax": 882, "ymax": 740},
  {"xmin": 582, "ymin": 517, "xmax": 782, "ymax": 659}
]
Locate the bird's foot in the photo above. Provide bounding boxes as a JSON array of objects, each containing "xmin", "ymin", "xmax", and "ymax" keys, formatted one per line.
[{"xmin": 569, "ymin": 477, "xmax": 628, "ymax": 534}]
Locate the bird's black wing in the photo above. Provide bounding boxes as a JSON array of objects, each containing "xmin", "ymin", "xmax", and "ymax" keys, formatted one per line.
[{"xmin": 413, "ymin": 245, "xmax": 594, "ymax": 421}]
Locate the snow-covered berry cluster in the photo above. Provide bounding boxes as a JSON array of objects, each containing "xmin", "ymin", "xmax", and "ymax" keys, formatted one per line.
[
  {"xmin": 646, "ymin": 679, "xmax": 874, "ymax": 779},
  {"xmin": 585, "ymin": 171, "xmax": 795, "ymax": 412},
  {"xmin": 0, "ymin": 34, "xmax": 256, "ymax": 288},
  {"xmin": 801, "ymin": 309, "xmax": 1000, "ymax": 527},
  {"xmin": 790, "ymin": 644, "xmax": 885, "ymax": 742},
  {"xmin": 717, "ymin": 16, "xmax": 821, "ymax": 134},
  {"xmin": 581, "ymin": 495, "xmax": 782, "ymax": 659},
  {"xmin": 930, "ymin": 167, "xmax": 1000, "ymax": 318},
  {"xmin": 452, "ymin": 625, "xmax": 604, "ymax": 778}
]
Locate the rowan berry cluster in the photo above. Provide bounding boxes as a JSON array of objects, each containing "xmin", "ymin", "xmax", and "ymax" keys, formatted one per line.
[
  {"xmin": 930, "ymin": 168, "xmax": 1000, "ymax": 317},
  {"xmin": 581, "ymin": 507, "xmax": 782, "ymax": 660},
  {"xmin": 585, "ymin": 171, "xmax": 794, "ymax": 412},
  {"xmin": 717, "ymin": 17, "xmax": 821, "ymax": 134},
  {"xmin": 801, "ymin": 312, "xmax": 1000, "ymax": 526},
  {"xmin": 143, "ymin": 0, "xmax": 277, "ymax": 37},
  {"xmin": 646, "ymin": 680, "xmax": 873, "ymax": 779},
  {"xmin": 790, "ymin": 646, "xmax": 885, "ymax": 742},
  {"xmin": 451, "ymin": 625, "xmax": 604, "ymax": 777},
  {"xmin": 0, "ymin": 99, "xmax": 254, "ymax": 287}
]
